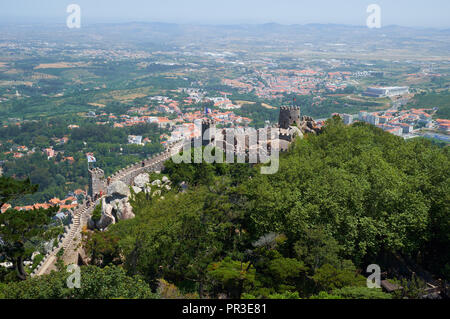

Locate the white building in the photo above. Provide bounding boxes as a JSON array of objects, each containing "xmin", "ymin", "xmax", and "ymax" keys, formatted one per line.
[
  {"xmin": 366, "ymin": 114, "xmax": 379, "ymax": 126},
  {"xmin": 400, "ymin": 124, "xmax": 414, "ymax": 134},
  {"xmin": 363, "ymin": 86, "xmax": 409, "ymax": 98},
  {"xmin": 128, "ymin": 135, "xmax": 143, "ymax": 145},
  {"xmin": 359, "ymin": 111, "xmax": 368, "ymax": 121},
  {"xmin": 343, "ymin": 114, "xmax": 353, "ymax": 125}
]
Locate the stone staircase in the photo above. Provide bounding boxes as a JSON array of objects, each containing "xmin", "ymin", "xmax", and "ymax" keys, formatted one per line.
[{"xmin": 31, "ymin": 202, "xmax": 96, "ymax": 276}]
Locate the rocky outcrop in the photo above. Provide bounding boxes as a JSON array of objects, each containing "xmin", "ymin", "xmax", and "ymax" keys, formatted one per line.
[
  {"xmin": 107, "ymin": 180, "xmax": 130, "ymax": 198},
  {"xmin": 132, "ymin": 186, "xmax": 142, "ymax": 194},
  {"xmin": 136, "ymin": 175, "xmax": 172, "ymax": 200},
  {"xmin": 120, "ymin": 201, "xmax": 135, "ymax": 220},
  {"xmin": 151, "ymin": 179, "xmax": 162, "ymax": 186},
  {"xmin": 134, "ymin": 173, "xmax": 150, "ymax": 188},
  {"xmin": 88, "ymin": 174, "xmax": 173, "ymax": 230},
  {"xmin": 152, "ymin": 189, "xmax": 162, "ymax": 197},
  {"xmin": 299, "ymin": 116, "xmax": 321, "ymax": 135},
  {"xmin": 89, "ymin": 181, "xmax": 135, "ymax": 230},
  {"xmin": 95, "ymin": 198, "xmax": 116, "ymax": 229}
]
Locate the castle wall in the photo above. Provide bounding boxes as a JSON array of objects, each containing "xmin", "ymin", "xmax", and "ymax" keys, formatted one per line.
[{"xmin": 90, "ymin": 106, "xmax": 311, "ymax": 197}]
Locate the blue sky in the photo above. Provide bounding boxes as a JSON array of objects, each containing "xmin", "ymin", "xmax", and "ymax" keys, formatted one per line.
[{"xmin": 0, "ymin": 0, "xmax": 449, "ymax": 28}]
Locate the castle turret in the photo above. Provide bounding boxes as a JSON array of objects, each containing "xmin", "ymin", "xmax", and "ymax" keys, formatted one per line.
[
  {"xmin": 201, "ymin": 119, "xmax": 216, "ymax": 146},
  {"xmin": 88, "ymin": 167, "xmax": 106, "ymax": 198},
  {"xmin": 278, "ymin": 106, "xmax": 301, "ymax": 129}
]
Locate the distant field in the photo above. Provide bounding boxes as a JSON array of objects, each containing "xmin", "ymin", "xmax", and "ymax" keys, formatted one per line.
[
  {"xmin": 235, "ymin": 100, "xmax": 276, "ymax": 109},
  {"xmin": 34, "ymin": 62, "xmax": 89, "ymax": 69},
  {"xmin": 261, "ymin": 103, "xmax": 276, "ymax": 109},
  {"xmin": 60, "ymin": 69, "xmax": 99, "ymax": 79},
  {"xmin": 343, "ymin": 95, "xmax": 391, "ymax": 109},
  {"xmin": 236, "ymin": 100, "xmax": 255, "ymax": 105},
  {"xmin": 34, "ymin": 62, "xmax": 74, "ymax": 69},
  {"xmin": 272, "ymin": 50, "xmax": 450, "ymax": 62},
  {"xmin": 30, "ymin": 73, "xmax": 58, "ymax": 80},
  {"xmin": 343, "ymin": 95, "xmax": 366, "ymax": 102},
  {"xmin": 404, "ymin": 74, "xmax": 429, "ymax": 85},
  {"xmin": 3, "ymin": 69, "xmax": 22, "ymax": 74},
  {"xmin": 0, "ymin": 80, "xmax": 33, "ymax": 87},
  {"xmin": 88, "ymin": 102, "xmax": 106, "ymax": 108},
  {"xmin": 113, "ymin": 92, "xmax": 148, "ymax": 101},
  {"xmin": 94, "ymin": 86, "xmax": 158, "ymax": 104},
  {"xmin": 166, "ymin": 72, "xmax": 186, "ymax": 76}
]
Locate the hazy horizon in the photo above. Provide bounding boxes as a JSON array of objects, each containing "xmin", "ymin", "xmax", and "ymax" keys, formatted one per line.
[{"xmin": 0, "ymin": 0, "xmax": 449, "ymax": 28}]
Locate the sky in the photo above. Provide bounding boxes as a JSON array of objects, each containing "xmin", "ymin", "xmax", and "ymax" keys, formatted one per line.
[{"xmin": 0, "ymin": 0, "xmax": 449, "ymax": 28}]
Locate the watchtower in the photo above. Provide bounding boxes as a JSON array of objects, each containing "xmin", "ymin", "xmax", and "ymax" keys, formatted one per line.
[
  {"xmin": 201, "ymin": 119, "xmax": 216, "ymax": 146},
  {"xmin": 278, "ymin": 106, "xmax": 301, "ymax": 129},
  {"xmin": 88, "ymin": 167, "xmax": 106, "ymax": 198}
]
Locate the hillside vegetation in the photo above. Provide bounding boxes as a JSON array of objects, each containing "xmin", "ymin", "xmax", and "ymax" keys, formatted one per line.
[
  {"xmin": 87, "ymin": 118, "xmax": 449, "ymax": 298},
  {"xmin": 407, "ymin": 90, "xmax": 450, "ymax": 119},
  {"xmin": 2, "ymin": 118, "xmax": 448, "ymax": 299}
]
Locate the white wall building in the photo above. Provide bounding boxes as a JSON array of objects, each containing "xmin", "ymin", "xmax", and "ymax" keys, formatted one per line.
[{"xmin": 363, "ymin": 86, "xmax": 409, "ymax": 98}]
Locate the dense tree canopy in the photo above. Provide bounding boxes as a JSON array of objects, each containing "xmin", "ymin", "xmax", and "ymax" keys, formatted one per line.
[
  {"xmin": 0, "ymin": 265, "xmax": 156, "ymax": 299},
  {"xmin": 2, "ymin": 119, "xmax": 448, "ymax": 299},
  {"xmin": 79, "ymin": 119, "xmax": 449, "ymax": 298},
  {"xmin": 0, "ymin": 177, "xmax": 59, "ymax": 280}
]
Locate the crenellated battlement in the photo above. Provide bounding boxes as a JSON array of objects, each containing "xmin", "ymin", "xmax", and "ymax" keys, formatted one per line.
[
  {"xmin": 201, "ymin": 118, "xmax": 216, "ymax": 125},
  {"xmin": 279, "ymin": 132, "xmax": 293, "ymax": 142},
  {"xmin": 279, "ymin": 105, "xmax": 301, "ymax": 129},
  {"xmin": 280, "ymin": 106, "xmax": 300, "ymax": 111}
]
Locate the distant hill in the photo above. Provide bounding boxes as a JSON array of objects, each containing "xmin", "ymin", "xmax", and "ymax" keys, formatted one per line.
[{"xmin": 1, "ymin": 22, "xmax": 449, "ymax": 56}]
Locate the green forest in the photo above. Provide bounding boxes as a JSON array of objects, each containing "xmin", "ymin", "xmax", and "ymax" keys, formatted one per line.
[{"xmin": 1, "ymin": 118, "xmax": 448, "ymax": 299}]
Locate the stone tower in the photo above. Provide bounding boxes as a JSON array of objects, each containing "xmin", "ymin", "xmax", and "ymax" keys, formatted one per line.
[
  {"xmin": 201, "ymin": 119, "xmax": 216, "ymax": 146},
  {"xmin": 88, "ymin": 167, "xmax": 106, "ymax": 198},
  {"xmin": 278, "ymin": 106, "xmax": 301, "ymax": 129}
]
